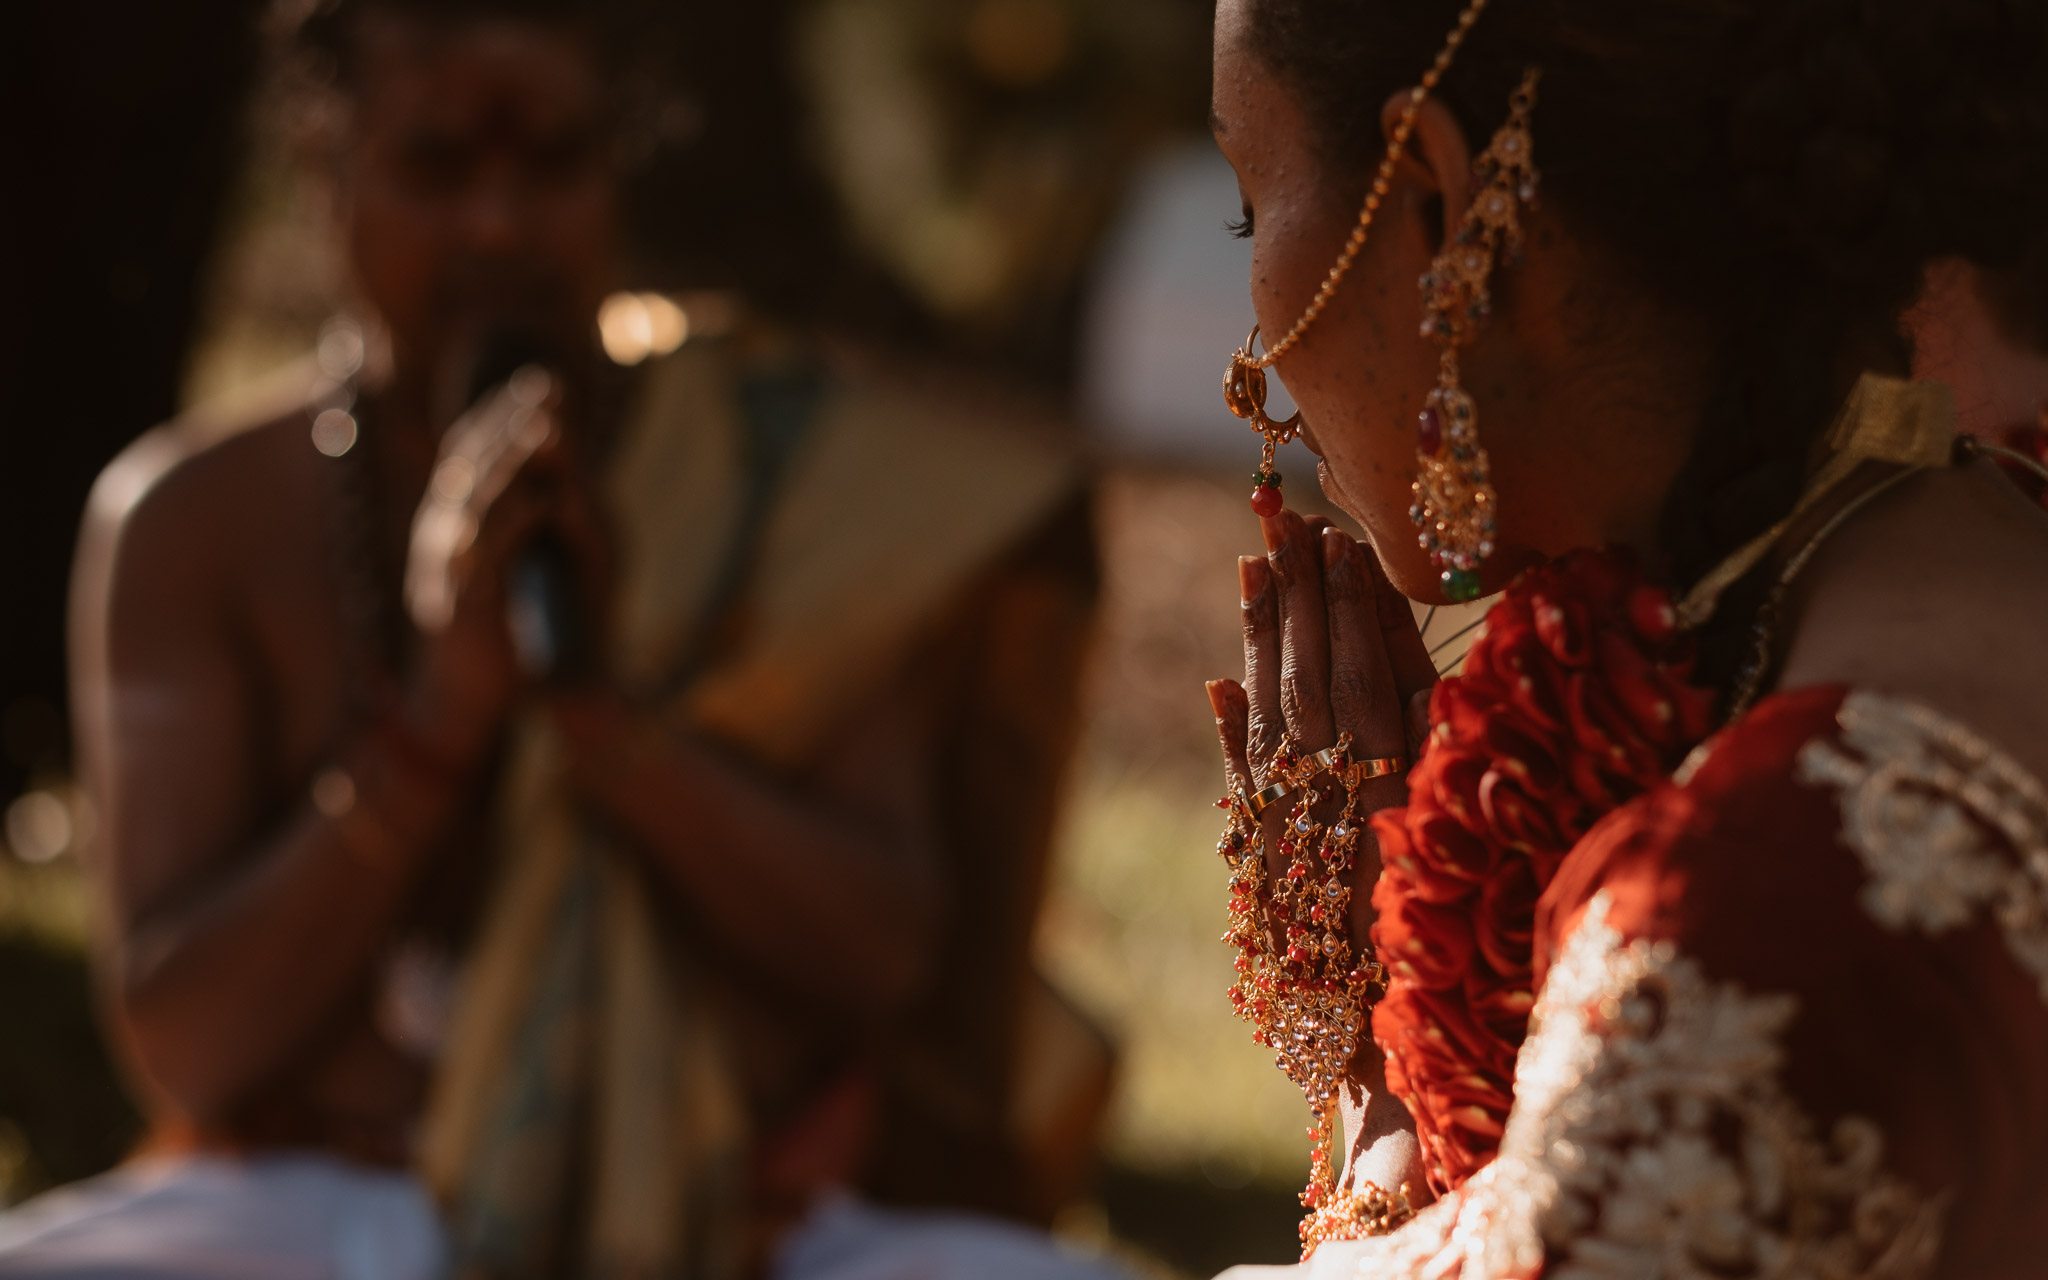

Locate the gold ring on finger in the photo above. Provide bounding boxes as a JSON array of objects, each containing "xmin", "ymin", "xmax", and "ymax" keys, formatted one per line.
[
  {"xmin": 1345, "ymin": 755, "xmax": 1409, "ymax": 784},
  {"xmin": 1308, "ymin": 745, "xmax": 1347, "ymax": 775},
  {"xmin": 1244, "ymin": 780, "xmax": 1297, "ymax": 819}
]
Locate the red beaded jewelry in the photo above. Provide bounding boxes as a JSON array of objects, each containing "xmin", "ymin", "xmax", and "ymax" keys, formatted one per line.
[
  {"xmin": 1224, "ymin": 325, "xmax": 1302, "ymax": 515},
  {"xmin": 1216, "ymin": 733, "xmax": 1397, "ymax": 1255}
]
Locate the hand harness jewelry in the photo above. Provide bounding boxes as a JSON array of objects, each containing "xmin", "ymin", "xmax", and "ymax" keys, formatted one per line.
[{"xmin": 1215, "ymin": 734, "xmax": 1411, "ymax": 1255}]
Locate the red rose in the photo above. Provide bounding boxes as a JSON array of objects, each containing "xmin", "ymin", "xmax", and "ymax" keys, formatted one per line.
[
  {"xmin": 1476, "ymin": 613, "xmax": 1570, "ymax": 732},
  {"xmin": 1473, "ymin": 858, "xmax": 1539, "ymax": 977},
  {"xmin": 1481, "ymin": 711, "xmax": 1563, "ymax": 795},
  {"xmin": 1428, "ymin": 680, "xmax": 1495, "ymax": 764},
  {"xmin": 1376, "ymin": 810, "xmax": 1484, "ymax": 907},
  {"xmin": 1372, "ymin": 866, "xmax": 1476, "ymax": 990},
  {"xmin": 1529, "ymin": 588, "xmax": 1592, "ymax": 668},
  {"xmin": 1466, "ymin": 975, "xmax": 1536, "ymax": 1029},
  {"xmin": 1412, "ymin": 811, "xmax": 1492, "ymax": 885},
  {"xmin": 1565, "ymin": 668, "xmax": 1657, "ymax": 782},
  {"xmin": 1368, "ymin": 548, "xmax": 1717, "ymax": 1194},
  {"xmin": 1596, "ymin": 629, "xmax": 1690, "ymax": 753},
  {"xmin": 1428, "ymin": 747, "xmax": 1490, "ymax": 835},
  {"xmin": 1478, "ymin": 767, "xmax": 1567, "ymax": 856},
  {"xmin": 1376, "ymin": 812, "xmax": 1459, "ymax": 907},
  {"xmin": 1566, "ymin": 744, "xmax": 1626, "ymax": 812}
]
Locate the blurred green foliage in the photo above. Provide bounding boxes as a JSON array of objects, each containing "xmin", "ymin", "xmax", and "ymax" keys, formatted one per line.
[{"xmin": 801, "ymin": 0, "xmax": 1211, "ymax": 336}]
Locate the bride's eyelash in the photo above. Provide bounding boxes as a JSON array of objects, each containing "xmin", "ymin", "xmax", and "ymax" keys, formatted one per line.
[{"xmin": 1226, "ymin": 211, "xmax": 1255, "ymax": 240}]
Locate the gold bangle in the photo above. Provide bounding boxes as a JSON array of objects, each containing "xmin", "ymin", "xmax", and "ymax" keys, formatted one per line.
[
  {"xmin": 1300, "ymin": 1180, "xmax": 1417, "ymax": 1255},
  {"xmin": 1243, "ymin": 780, "xmax": 1297, "ymax": 819}
]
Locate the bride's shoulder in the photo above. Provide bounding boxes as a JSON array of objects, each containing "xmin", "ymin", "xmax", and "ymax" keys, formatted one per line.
[
  {"xmin": 1777, "ymin": 457, "xmax": 2048, "ymax": 786},
  {"xmin": 1541, "ymin": 670, "xmax": 2048, "ymax": 998}
]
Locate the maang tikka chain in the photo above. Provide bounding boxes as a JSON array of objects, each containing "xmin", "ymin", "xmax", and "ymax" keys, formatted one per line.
[
  {"xmin": 1411, "ymin": 67, "xmax": 1541, "ymax": 603},
  {"xmin": 1223, "ymin": 0, "xmax": 1495, "ymax": 518}
]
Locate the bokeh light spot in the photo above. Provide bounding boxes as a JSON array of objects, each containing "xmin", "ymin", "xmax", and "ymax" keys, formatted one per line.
[
  {"xmin": 311, "ymin": 408, "xmax": 358, "ymax": 457},
  {"xmin": 6, "ymin": 790, "xmax": 74, "ymax": 865},
  {"xmin": 316, "ymin": 319, "xmax": 366, "ymax": 380},
  {"xmin": 598, "ymin": 291, "xmax": 691, "ymax": 366}
]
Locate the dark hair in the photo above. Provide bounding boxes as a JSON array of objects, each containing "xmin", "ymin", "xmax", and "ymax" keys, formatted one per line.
[
  {"xmin": 290, "ymin": 0, "xmax": 650, "ymax": 94},
  {"xmin": 1248, "ymin": 0, "xmax": 2048, "ymax": 685}
]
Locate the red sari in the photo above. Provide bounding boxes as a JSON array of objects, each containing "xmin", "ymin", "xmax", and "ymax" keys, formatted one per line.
[
  {"xmin": 1246, "ymin": 381, "xmax": 2046, "ymax": 1274},
  {"xmin": 1323, "ymin": 683, "xmax": 2048, "ymax": 1278}
]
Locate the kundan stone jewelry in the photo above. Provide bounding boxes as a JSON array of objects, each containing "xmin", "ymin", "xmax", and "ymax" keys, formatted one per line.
[
  {"xmin": 1411, "ymin": 67, "xmax": 1541, "ymax": 602},
  {"xmin": 1216, "ymin": 734, "xmax": 1409, "ymax": 1254}
]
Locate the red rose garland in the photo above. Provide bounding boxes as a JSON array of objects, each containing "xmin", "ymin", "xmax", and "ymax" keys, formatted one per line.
[{"xmin": 1367, "ymin": 548, "xmax": 1719, "ymax": 1192}]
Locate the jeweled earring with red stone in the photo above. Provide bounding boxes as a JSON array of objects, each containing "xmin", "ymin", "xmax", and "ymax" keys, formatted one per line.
[{"xmin": 1411, "ymin": 68, "xmax": 1541, "ymax": 602}]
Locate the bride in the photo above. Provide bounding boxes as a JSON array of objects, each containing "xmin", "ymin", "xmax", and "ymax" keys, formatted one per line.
[{"xmin": 1197, "ymin": 0, "xmax": 2048, "ymax": 1275}]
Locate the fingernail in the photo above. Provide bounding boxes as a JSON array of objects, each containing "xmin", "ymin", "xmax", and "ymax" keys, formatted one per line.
[
  {"xmin": 1238, "ymin": 556, "xmax": 1268, "ymax": 604},
  {"xmin": 1205, "ymin": 680, "xmax": 1232, "ymax": 720},
  {"xmin": 1259, "ymin": 510, "xmax": 1286, "ymax": 553},
  {"xmin": 1322, "ymin": 527, "xmax": 1346, "ymax": 570}
]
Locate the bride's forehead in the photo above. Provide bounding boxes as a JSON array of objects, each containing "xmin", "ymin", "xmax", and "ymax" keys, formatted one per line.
[
  {"xmin": 1213, "ymin": 0, "xmax": 1256, "ymax": 39},
  {"xmin": 1211, "ymin": 38, "xmax": 1319, "ymax": 166},
  {"xmin": 1214, "ymin": 0, "xmax": 1273, "ymax": 74},
  {"xmin": 1210, "ymin": 12, "xmax": 1273, "ymax": 120}
]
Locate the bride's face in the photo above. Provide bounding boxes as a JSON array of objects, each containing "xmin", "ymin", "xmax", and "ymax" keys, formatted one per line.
[
  {"xmin": 1211, "ymin": 0, "xmax": 1458, "ymax": 601},
  {"xmin": 1213, "ymin": 2, "xmax": 1717, "ymax": 597}
]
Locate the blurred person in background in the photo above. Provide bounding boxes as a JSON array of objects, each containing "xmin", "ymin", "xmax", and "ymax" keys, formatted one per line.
[{"xmin": 0, "ymin": 0, "xmax": 1122, "ymax": 1276}]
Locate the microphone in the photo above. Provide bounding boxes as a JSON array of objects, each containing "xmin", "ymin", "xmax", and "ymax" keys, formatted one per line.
[{"xmin": 466, "ymin": 329, "xmax": 593, "ymax": 683}]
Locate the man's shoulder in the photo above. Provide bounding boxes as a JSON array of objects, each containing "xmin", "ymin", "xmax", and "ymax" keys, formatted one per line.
[
  {"xmin": 84, "ymin": 362, "xmax": 331, "ymax": 553},
  {"xmin": 77, "ymin": 362, "xmax": 335, "ymax": 618}
]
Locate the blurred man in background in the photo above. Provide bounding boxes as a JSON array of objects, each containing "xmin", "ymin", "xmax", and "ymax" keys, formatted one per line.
[{"xmin": 0, "ymin": 1, "xmax": 1113, "ymax": 1275}]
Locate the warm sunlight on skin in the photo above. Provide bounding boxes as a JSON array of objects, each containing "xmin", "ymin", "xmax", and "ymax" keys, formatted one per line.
[{"xmin": 1209, "ymin": 0, "xmax": 1707, "ymax": 603}]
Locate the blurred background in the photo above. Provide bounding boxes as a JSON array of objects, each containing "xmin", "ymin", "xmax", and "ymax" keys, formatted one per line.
[{"xmin": 0, "ymin": 0, "xmax": 1349, "ymax": 1273}]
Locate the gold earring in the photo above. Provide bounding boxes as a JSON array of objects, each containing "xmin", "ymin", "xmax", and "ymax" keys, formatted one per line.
[{"xmin": 1412, "ymin": 68, "xmax": 1541, "ymax": 603}]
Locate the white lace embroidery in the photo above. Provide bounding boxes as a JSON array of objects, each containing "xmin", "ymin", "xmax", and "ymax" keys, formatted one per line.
[
  {"xmin": 1798, "ymin": 690, "xmax": 2048, "ymax": 1003},
  {"xmin": 1336, "ymin": 896, "xmax": 1942, "ymax": 1280}
]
